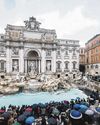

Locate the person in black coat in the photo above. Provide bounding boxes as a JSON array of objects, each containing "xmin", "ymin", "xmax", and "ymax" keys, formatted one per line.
[{"xmin": 41, "ymin": 116, "xmax": 46, "ymax": 125}]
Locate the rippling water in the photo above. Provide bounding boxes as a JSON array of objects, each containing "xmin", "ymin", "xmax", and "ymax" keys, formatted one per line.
[{"xmin": 0, "ymin": 88, "xmax": 87, "ymax": 107}]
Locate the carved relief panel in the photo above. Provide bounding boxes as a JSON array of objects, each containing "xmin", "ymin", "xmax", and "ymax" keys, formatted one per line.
[
  {"xmin": 46, "ymin": 50, "xmax": 51, "ymax": 57},
  {"xmin": 12, "ymin": 47, "xmax": 19, "ymax": 55},
  {"xmin": 0, "ymin": 46, "xmax": 5, "ymax": 55}
]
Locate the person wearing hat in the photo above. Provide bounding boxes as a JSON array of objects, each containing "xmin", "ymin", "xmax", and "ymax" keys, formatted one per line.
[
  {"xmin": 94, "ymin": 107, "xmax": 100, "ymax": 125},
  {"xmin": 8, "ymin": 114, "xmax": 14, "ymax": 125},
  {"xmin": 60, "ymin": 115, "xmax": 68, "ymax": 125},
  {"xmin": 69, "ymin": 110, "xmax": 85, "ymax": 125},
  {"xmin": 41, "ymin": 116, "xmax": 46, "ymax": 125}
]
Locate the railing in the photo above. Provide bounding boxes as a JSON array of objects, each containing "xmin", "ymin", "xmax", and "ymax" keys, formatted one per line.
[
  {"xmin": 56, "ymin": 55, "xmax": 61, "ymax": 59},
  {"xmin": 64, "ymin": 56, "xmax": 69, "ymax": 59},
  {"xmin": 72, "ymin": 69, "xmax": 78, "ymax": 72},
  {"xmin": 0, "ymin": 69, "xmax": 6, "ymax": 73},
  {"xmin": 64, "ymin": 69, "xmax": 70, "ymax": 72},
  {"xmin": 72, "ymin": 56, "xmax": 77, "ymax": 59},
  {"xmin": 56, "ymin": 69, "xmax": 62, "ymax": 72}
]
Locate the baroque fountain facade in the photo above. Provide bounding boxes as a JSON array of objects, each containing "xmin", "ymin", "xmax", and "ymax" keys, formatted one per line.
[{"xmin": 0, "ymin": 17, "xmax": 81, "ymax": 94}]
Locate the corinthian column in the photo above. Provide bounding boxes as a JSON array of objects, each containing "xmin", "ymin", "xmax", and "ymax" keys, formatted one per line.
[
  {"xmin": 6, "ymin": 42, "xmax": 12, "ymax": 73},
  {"xmin": 19, "ymin": 47, "xmax": 24, "ymax": 73},
  {"xmin": 41, "ymin": 48, "xmax": 46, "ymax": 73},
  {"xmin": 52, "ymin": 49, "xmax": 56, "ymax": 73}
]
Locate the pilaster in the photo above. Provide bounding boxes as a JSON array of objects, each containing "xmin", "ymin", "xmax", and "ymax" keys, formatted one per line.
[
  {"xmin": 52, "ymin": 49, "xmax": 56, "ymax": 73},
  {"xmin": 41, "ymin": 48, "xmax": 46, "ymax": 73},
  {"xmin": 19, "ymin": 47, "xmax": 24, "ymax": 73},
  {"xmin": 6, "ymin": 41, "xmax": 12, "ymax": 73}
]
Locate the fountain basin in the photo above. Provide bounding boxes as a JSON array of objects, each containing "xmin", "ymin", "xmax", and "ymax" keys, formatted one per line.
[{"xmin": 0, "ymin": 88, "xmax": 87, "ymax": 107}]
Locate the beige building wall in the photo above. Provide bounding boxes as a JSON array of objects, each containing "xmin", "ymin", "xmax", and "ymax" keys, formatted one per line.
[{"xmin": 85, "ymin": 34, "xmax": 100, "ymax": 75}]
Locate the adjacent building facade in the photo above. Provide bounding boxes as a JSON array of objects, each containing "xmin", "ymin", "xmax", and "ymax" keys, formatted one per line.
[
  {"xmin": 85, "ymin": 34, "xmax": 100, "ymax": 75},
  {"xmin": 79, "ymin": 47, "xmax": 85, "ymax": 74},
  {"xmin": 0, "ymin": 17, "xmax": 80, "ymax": 76}
]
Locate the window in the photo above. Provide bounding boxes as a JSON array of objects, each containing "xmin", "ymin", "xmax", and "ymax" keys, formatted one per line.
[
  {"xmin": 1, "ymin": 62, "xmax": 4, "ymax": 71},
  {"xmin": 95, "ymin": 65, "xmax": 98, "ymax": 68},
  {"xmin": 69, "ymin": 50, "xmax": 72, "ymax": 53},
  {"xmin": 1, "ymin": 36, "xmax": 4, "ymax": 39},
  {"xmin": 96, "ymin": 56, "xmax": 98, "ymax": 61},
  {"xmin": 87, "ymin": 58, "xmax": 88, "ymax": 63},
  {"xmin": 10, "ymin": 31, "xmax": 19, "ymax": 38},
  {"xmin": 73, "ymin": 63, "xmax": 76, "ymax": 69},
  {"xmin": 91, "ymin": 65, "xmax": 93, "ymax": 69},
  {"xmin": 0, "ymin": 61, "xmax": 5, "ymax": 72},
  {"xmin": 15, "ymin": 32, "xmax": 18, "ymax": 37},
  {"xmin": 57, "ymin": 50, "xmax": 60, "ymax": 56},
  {"xmin": 65, "ymin": 50, "xmax": 68, "ymax": 56},
  {"xmin": 87, "ymin": 65, "xmax": 89, "ymax": 68},
  {"xmin": 56, "ymin": 61, "xmax": 61, "ymax": 69},
  {"xmin": 73, "ymin": 61, "xmax": 77, "ymax": 69},
  {"xmin": 96, "ymin": 48, "xmax": 98, "ymax": 53},
  {"xmin": 65, "ymin": 62, "xmax": 69, "ymax": 69},
  {"xmin": 91, "ymin": 49, "xmax": 93, "ymax": 54},
  {"xmin": 73, "ymin": 49, "xmax": 76, "ymax": 55},
  {"xmin": 81, "ymin": 49, "xmax": 83, "ymax": 53},
  {"xmin": 65, "ymin": 63, "xmax": 68, "ymax": 69},
  {"xmin": 73, "ymin": 41, "xmax": 75, "ymax": 44}
]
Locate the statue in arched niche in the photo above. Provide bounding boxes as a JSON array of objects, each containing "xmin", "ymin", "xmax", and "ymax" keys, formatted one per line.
[{"xmin": 30, "ymin": 61, "xmax": 36, "ymax": 73}]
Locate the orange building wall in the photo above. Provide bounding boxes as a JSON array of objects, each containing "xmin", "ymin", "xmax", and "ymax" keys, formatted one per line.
[{"xmin": 85, "ymin": 35, "xmax": 100, "ymax": 64}]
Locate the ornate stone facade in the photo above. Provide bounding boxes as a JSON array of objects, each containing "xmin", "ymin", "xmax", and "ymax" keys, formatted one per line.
[{"xmin": 0, "ymin": 17, "xmax": 80, "ymax": 76}]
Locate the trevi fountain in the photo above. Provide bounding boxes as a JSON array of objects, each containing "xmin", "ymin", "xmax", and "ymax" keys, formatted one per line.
[
  {"xmin": 0, "ymin": 72, "xmax": 99, "ymax": 107},
  {"xmin": 0, "ymin": 17, "xmax": 99, "ymax": 107}
]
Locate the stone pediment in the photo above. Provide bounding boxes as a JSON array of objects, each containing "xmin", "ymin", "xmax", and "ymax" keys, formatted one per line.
[
  {"xmin": 5, "ymin": 17, "xmax": 57, "ymax": 42},
  {"xmin": 6, "ymin": 24, "xmax": 24, "ymax": 31}
]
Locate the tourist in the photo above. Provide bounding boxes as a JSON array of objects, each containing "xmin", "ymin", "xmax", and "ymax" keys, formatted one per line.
[
  {"xmin": 40, "ymin": 116, "xmax": 46, "ymax": 125},
  {"xmin": 8, "ymin": 114, "xmax": 14, "ymax": 125},
  {"xmin": 60, "ymin": 115, "xmax": 68, "ymax": 125},
  {"xmin": 0, "ymin": 89, "xmax": 99, "ymax": 125}
]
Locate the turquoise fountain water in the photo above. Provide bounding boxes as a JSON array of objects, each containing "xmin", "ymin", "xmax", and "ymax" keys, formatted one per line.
[{"xmin": 0, "ymin": 88, "xmax": 87, "ymax": 107}]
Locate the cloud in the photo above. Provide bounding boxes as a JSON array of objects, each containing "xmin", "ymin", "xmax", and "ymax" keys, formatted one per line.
[
  {"xmin": 4, "ymin": 0, "xmax": 16, "ymax": 10},
  {"xmin": 13, "ymin": 18, "xmax": 24, "ymax": 26},
  {"xmin": 0, "ymin": 0, "xmax": 99, "ymax": 46},
  {"xmin": 37, "ymin": 6, "xmax": 99, "ymax": 39}
]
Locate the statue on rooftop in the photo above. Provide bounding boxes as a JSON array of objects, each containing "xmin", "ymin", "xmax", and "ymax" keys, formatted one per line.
[{"xmin": 24, "ymin": 16, "xmax": 41, "ymax": 30}]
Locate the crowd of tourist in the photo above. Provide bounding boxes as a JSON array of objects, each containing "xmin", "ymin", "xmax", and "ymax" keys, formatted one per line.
[{"xmin": 0, "ymin": 90, "xmax": 100, "ymax": 125}]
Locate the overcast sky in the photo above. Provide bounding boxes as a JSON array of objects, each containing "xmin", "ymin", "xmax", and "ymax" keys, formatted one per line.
[{"xmin": 0, "ymin": 0, "xmax": 100, "ymax": 46}]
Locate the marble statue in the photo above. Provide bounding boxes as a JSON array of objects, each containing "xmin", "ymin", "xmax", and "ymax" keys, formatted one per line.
[
  {"xmin": 46, "ymin": 61, "xmax": 51, "ymax": 71},
  {"xmin": 30, "ymin": 62, "xmax": 35, "ymax": 73},
  {"xmin": 24, "ymin": 16, "xmax": 41, "ymax": 30},
  {"xmin": 16, "ymin": 73, "xmax": 20, "ymax": 81}
]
